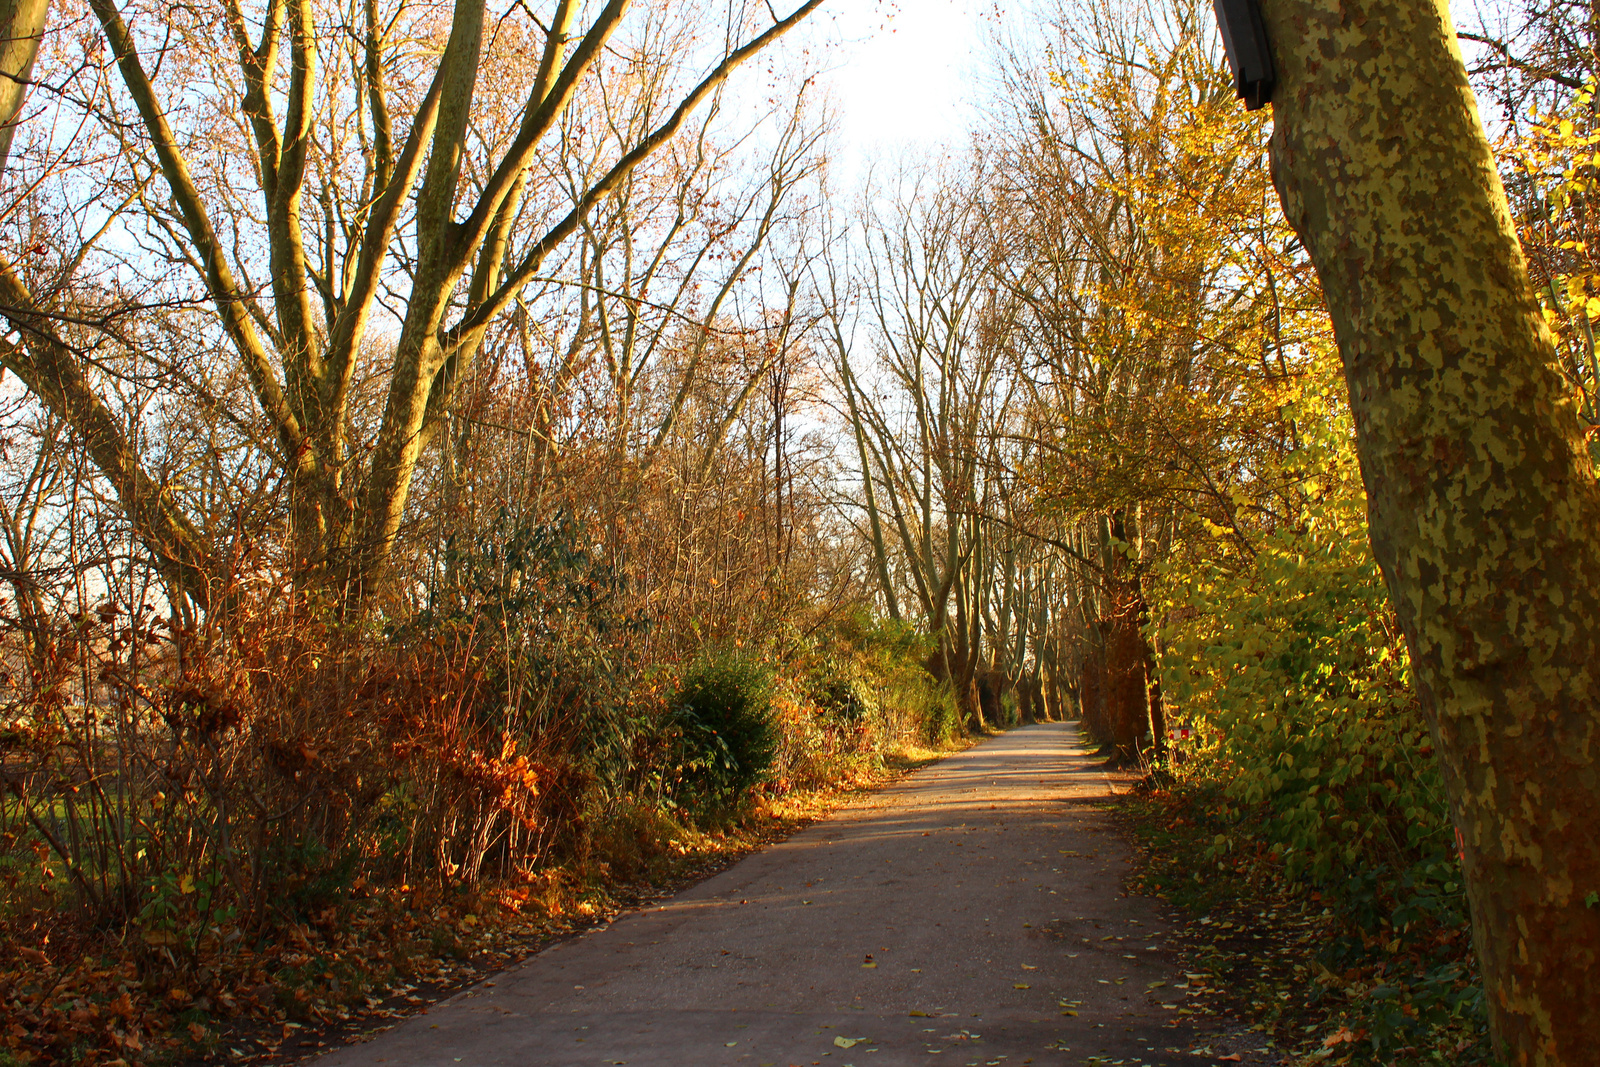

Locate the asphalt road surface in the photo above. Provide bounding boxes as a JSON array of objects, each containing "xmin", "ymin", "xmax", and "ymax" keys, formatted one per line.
[{"xmin": 317, "ymin": 722, "xmax": 1237, "ymax": 1067}]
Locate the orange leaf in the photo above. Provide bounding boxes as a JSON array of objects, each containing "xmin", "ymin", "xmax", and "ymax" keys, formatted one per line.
[{"xmin": 1324, "ymin": 1027, "xmax": 1357, "ymax": 1047}]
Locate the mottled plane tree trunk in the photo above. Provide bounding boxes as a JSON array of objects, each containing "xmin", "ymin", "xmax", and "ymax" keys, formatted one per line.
[{"xmin": 1259, "ymin": 1, "xmax": 1600, "ymax": 1061}]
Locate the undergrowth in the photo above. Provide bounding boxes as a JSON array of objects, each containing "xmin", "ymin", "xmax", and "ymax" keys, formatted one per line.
[
  {"xmin": 0, "ymin": 701, "xmax": 958, "ymax": 1067},
  {"xmin": 1128, "ymin": 406, "xmax": 1495, "ymax": 1066},
  {"xmin": 1120, "ymin": 787, "xmax": 1491, "ymax": 1067},
  {"xmin": 0, "ymin": 505, "xmax": 966, "ymax": 1066}
]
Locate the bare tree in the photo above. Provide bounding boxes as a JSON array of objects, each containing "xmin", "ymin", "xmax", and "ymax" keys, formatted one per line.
[
  {"xmin": 823, "ymin": 161, "xmax": 1006, "ymax": 726},
  {"xmin": 0, "ymin": 0, "xmax": 824, "ymax": 610}
]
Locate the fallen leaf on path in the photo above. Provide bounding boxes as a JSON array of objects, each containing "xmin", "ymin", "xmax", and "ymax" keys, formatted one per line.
[
  {"xmin": 909, "ymin": 1010, "xmax": 931, "ymax": 1017},
  {"xmin": 1014, "ymin": 983, "xmax": 1031, "ymax": 989},
  {"xmin": 1217, "ymin": 1056, "xmax": 1242, "ymax": 1062},
  {"xmin": 834, "ymin": 1036, "xmax": 859, "ymax": 1048},
  {"xmin": 1020, "ymin": 963, "xmax": 1037, "ymax": 970}
]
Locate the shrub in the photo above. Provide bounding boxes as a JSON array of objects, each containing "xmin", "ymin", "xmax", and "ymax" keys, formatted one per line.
[
  {"xmin": 814, "ymin": 671, "xmax": 878, "ymax": 723},
  {"xmin": 1151, "ymin": 419, "xmax": 1484, "ymax": 1060},
  {"xmin": 670, "ymin": 650, "xmax": 778, "ymax": 811},
  {"xmin": 1155, "ymin": 473, "xmax": 1459, "ymax": 906},
  {"xmin": 807, "ymin": 610, "xmax": 957, "ymax": 746},
  {"xmin": 888, "ymin": 670, "xmax": 961, "ymax": 746}
]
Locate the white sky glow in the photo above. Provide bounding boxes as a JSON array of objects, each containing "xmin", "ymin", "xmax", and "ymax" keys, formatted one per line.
[{"xmin": 805, "ymin": 0, "xmax": 988, "ymax": 162}]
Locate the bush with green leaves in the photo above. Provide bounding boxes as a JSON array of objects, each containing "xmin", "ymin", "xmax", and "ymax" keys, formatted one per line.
[
  {"xmin": 808, "ymin": 611, "xmax": 957, "ymax": 746},
  {"xmin": 1152, "ymin": 421, "xmax": 1484, "ymax": 1059},
  {"xmin": 814, "ymin": 670, "xmax": 879, "ymax": 724},
  {"xmin": 670, "ymin": 650, "xmax": 778, "ymax": 811},
  {"xmin": 1157, "ymin": 518, "xmax": 1455, "ymax": 891}
]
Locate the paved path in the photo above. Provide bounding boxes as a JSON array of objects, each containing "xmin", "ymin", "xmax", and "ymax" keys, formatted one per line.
[{"xmin": 319, "ymin": 723, "xmax": 1213, "ymax": 1067}]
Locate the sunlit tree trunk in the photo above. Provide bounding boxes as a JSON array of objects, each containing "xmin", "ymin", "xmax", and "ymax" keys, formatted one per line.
[
  {"xmin": 1261, "ymin": 1, "xmax": 1600, "ymax": 1060},
  {"xmin": 0, "ymin": 0, "xmax": 46, "ymax": 174},
  {"xmin": 1101, "ymin": 586, "xmax": 1145, "ymax": 756},
  {"xmin": 1144, "ymin": 628, "xmax": 1167, "ymax": 760}
]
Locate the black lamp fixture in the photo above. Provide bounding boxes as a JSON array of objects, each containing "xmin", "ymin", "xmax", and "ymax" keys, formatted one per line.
[{"xmin": 1212, "ymin": 0, "xmax": 1276, "ymax": 110}]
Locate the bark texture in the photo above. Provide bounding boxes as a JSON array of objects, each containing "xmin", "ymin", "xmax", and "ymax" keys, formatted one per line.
[
  {"xmin": 1101, "ymin": 596, "xmax": 1147, "ymax": 756},
  {"xmin": 1078, "ymin": 637, "xmax": 1107, "ymax": 742},
  {"xmin": 0, "ymin": 0, "xmax": 46, "ymax": 173},
  {"xmin": 1260, "ymin": 1, "xmax": 1600, "ymax": 1061}
]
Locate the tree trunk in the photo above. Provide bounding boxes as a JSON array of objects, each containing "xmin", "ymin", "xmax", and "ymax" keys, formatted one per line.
[
  {"xmin": 1260, "ymin": 1, "xmax": 1600, "ymax": 1060},
  {"xmin": 954, "ymin": 649, "xmax": 983, "ymax": 732},
  {"xmin": 928, "ymin": 642, "xmax": 983, "ymax": 733},
  {"xmin": 0, "ymin": 0, "xmax": 47, "ymax": 175},
  {"xmin": 1078, "ymin": 635, "xmax": 1108, "ymax": 741},
  {"xmin": 1016, "ymin": 674, "xmax": 1039, "ymax": 724},
  {"xmin": 1145, "ymin": 609, "xmax": 1167, "ymax": 760},
  {"xmin": 1145, "ymin": 651, "xmax": 1167, "ymax": 761},
  {"xmin": 976, "ymin": 668, "xmax": 1009, "ymax": 729},
  {"xmin": 1102, "ymin": 591, "xmax": 1146, "ymax": 758},
  {"xmin": 1042, "ymin": 645, "xmax": 1067, "ymax": 722}
]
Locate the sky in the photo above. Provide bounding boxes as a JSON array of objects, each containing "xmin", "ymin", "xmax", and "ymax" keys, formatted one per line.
[{"xmin": 801, "ymin": 0, "xmax": 991, "ymax": 167}]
